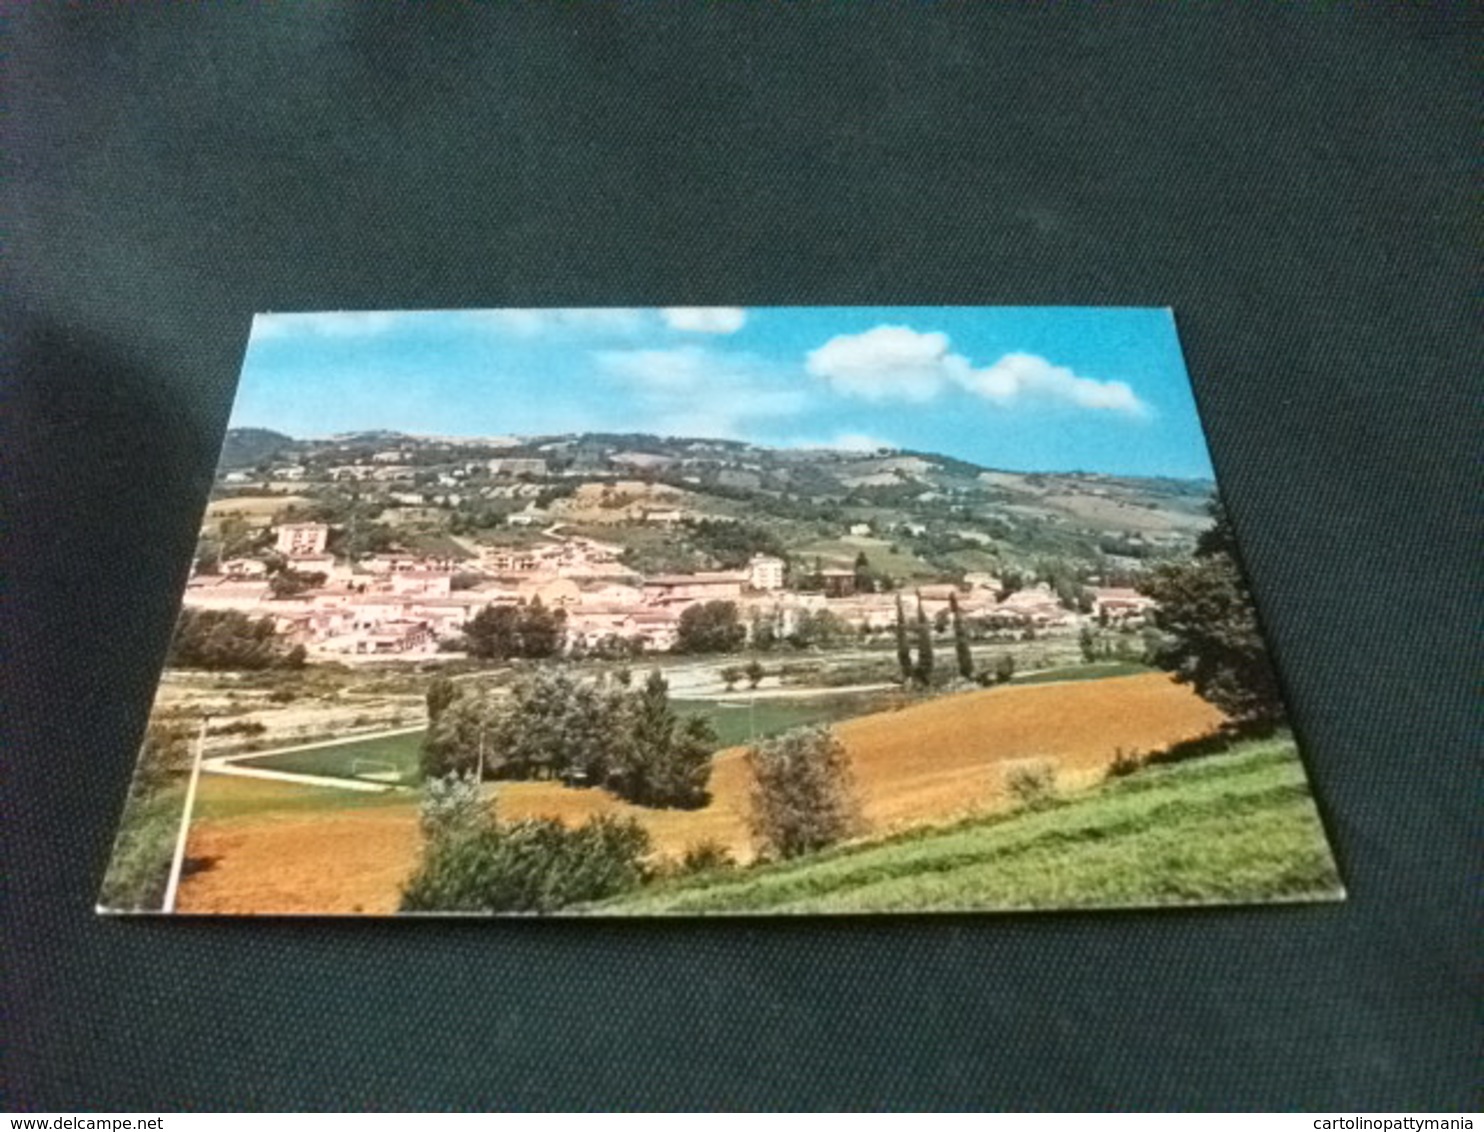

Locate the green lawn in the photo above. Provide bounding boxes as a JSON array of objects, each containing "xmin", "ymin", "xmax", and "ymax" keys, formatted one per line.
[
  {"xmin": 1012, "ymin": 662, "xmax": 1151, "ymax": 685},
  {"xmin": 592, "ymin": 735, "xmax": 1344, "ymax": 914},
  {"xmin": 239, "ymin": 730, "xmax": 424, "ymax": 784},
  {"xmin": 193, "ymin": 776, "xmax": 415, "ymax": 821},
  {"xmin": 676, "ymin": 695, "xmax": 886, "ymax": 749}
]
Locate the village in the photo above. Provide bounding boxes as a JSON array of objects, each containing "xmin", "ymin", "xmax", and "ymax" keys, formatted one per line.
[{"xmin": 186, "ymin": 514, "xmax": 1157, "ymax": 660}]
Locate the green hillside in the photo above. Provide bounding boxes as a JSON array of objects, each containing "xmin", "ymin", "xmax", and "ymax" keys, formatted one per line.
[{"xmin": 592, "ymin": 736, "xmax": 1343, "ymax": 914}]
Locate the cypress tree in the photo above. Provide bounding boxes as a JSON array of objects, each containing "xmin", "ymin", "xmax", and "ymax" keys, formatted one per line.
[
  {"xmin": 894, "ymin": 593, "xmax": 914, "ymax": 684},
  {"xmin": 914, "ymin": 591, "xmax": 935, "ymax": 687},
  {"xmin": 950, "ymin": 591, "xmax": 974, "ymax": 681}
]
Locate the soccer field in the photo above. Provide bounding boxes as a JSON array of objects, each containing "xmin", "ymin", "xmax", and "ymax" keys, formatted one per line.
[
  {"xmin": 242, "ymin": 730, "xmax": 424, "ymax": 784},
  {"xmin": 238, "ymin": 695, "xmax": 886, "ymax": 785}
]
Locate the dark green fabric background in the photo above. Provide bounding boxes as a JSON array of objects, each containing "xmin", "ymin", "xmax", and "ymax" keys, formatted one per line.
[{"xmin": 4, "ymin": 3, "xmax": 1479, "ymax": 1112}]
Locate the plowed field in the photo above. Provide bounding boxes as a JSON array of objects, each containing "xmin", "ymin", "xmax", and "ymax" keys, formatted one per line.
[{"xmin": 176, "ymin": 672, "xmax": 1224, "ymax": 914}]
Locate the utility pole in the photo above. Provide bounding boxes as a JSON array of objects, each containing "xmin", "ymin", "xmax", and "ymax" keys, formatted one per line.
[{"xmin": 163, "ymin": 715, "xmax": 209, "ymax": 914}]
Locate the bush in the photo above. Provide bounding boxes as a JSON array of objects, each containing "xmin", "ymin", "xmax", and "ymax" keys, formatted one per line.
[
  {"xmin": 1004, "ymin": 759, "xmax": 1057, "ymax": 809},
  {"xmin": 207, "ymin": 719, "xmax": 267, "ymax": 737},
  {"xmin": 747, "ymin": 726, "xmax": 861, "ymax": 859},
  {"xmin": 400, "ymin": 809, "xmax": 651, "ymax": 914},
  {"xmin": 418, "ymin": 772, "xmax": 490, "ymax": 842},
  {"xmin": 994, "ymin": 654, "xmax": 1016, "ymax": 684},
  {"xmin": 1106, "ymin": 748, "xmax": 1144, "ymax": 778},
  {"xmin": 678, "ymin": 839, "xmax": 736, "ymax": 876}
]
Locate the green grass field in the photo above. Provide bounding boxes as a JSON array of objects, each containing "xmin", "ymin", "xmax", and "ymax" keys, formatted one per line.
[
  {"xmin": 193, "ymin": 776, "xmax": 415, "ymax": 821},
  {"xmin": 235, "ymin": 695, "xmax": 882, "ymax": 785},
  {"xmin": 1013, "ymin": 662, "xmax": 1151, "ymax": 685},
  {"xmin": 796, "ymin": 537, "xmax": 936, "ymax": 578},
  {"xmin": 593, "ymin": 735, "xmax": 1343, "ymax": 914},
  {"xmin": 240, "ymin": 730, "xmax": 424, "ymax": 784},
  {"xmin": 676, "ymin": 695, "xmax": 886, "ymax": 748}
]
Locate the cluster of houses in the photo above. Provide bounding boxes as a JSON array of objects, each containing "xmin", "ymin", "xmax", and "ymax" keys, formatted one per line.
[{"xmin": 187, "ymin": 520, "xmax": 1156, "ymax": 659}]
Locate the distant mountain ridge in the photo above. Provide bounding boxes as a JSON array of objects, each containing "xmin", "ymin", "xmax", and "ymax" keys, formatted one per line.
[{"xmin": 215, "ymin": 427, "xmax": 1214, "ymax": 565}]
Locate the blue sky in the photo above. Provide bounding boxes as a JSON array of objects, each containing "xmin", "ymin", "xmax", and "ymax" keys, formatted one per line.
[{"xmin": 234, "ymin": 306, "xmax": 1215, "ymax": 478}]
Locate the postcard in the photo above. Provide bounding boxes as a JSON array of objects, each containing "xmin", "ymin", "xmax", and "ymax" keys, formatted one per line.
[{"xmin": 99, "ymin": 306, "xmax": 1343, "ymax": 916}]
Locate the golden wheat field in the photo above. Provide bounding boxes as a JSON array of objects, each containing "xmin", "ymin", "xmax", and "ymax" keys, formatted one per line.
[{"xmin": 175, "ymin": 672, "xmax": 1225, "ymax": 914}]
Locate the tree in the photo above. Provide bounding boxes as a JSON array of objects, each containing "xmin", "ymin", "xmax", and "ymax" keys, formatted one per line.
[
  {"xmin": 744, "ymin": 658, "xmax": 766, "ymax": 689},
  {"xmin": 893, "ymin": 593, "xmax": 914, "ymax": 684},
  {"xmin": 675, "ymin": 600, "xmax": 746, "ymax": 654},
  {"xmin": 516, "ymin": 597, "xmax": 565, "ymax": 658},
  {"xmin": 612, "ymin": 670, "xmax": 714, "ymax": 808},
  {"xmin": 789, "ymin": 608, "xmax": 849, "ymax": 650},
  {"xmin": 950, "ymin": 591, "xmax": 974, "ymax": 681},
  {"xmin": 421, "ymin": 689, "xmax": 504, "ymax": 780},
  {"xmin": 464, "ymin": 604, "xmax": 521, "ymax": 661},
  {"xmin": 853, "ymin": 550, "xmax": 873, "ymax": 595},
  {"xmin": 168, "ymin": 607, "xmax": 283, "ymax": 670},
  {"xmin": 994, "ymin": 653, "xmax": 1016, "ymax": 684},
  {"xmin": 750, "ymin": 614, "xmax": 779, "ymax": 652},
  {"xmin": 1079, "ymin": 625, "xmax": 1099, "ymax": 664},
  {"xmin": 720, "ymin": 665, "xmax": 743, "ymax": 692},
  {"xmin": 1137, "ymin": 500, "xmax": 1286, "ymax": 731},
  {"xmin": 492, "ymin": 668, "xmax": 624, "ymax": 783},
  {"xmin": 425, "ymin": 673, "xmax": 458, "ymax": 725},
  {"xmin": 913, "ymin": 592, "xmax": 935, "ymax": 687},
  {"xmin": 268, "ymin": 569, "xmax": 326, "ymax": 599},
  {"xmin": 746, "ymin": 726, "xmax": 860, "ymax": 859}
]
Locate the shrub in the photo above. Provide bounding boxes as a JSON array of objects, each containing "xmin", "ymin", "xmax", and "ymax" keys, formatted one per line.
[
  {"xmin": 399, "ymin": 812, "xmax": 651, "ymax": 914},
  {"xmin": 678, "ymin": 839, "xmax": 736, "ymax": 876},
  {"xmin": 1106, "ymin": 748, "xmax": 1144, "ymax": 778},
  {"xmin": 747, "ymin": 726, "xmax": 861, "ymax": 859},
  {"xmin": 207, "ymin": 719, "xmax": 267, "ymax": 737},
  {"xmin": 1004, "ymin": 759, "xmax": 1057, "ymax": 809},
  {"xmin": 994, "ymin": 654, "xmax": 1016, "ymax": 684},
  {"xmin": 418, "ymin": 771, "xmax": 490, "ymax": 843}
]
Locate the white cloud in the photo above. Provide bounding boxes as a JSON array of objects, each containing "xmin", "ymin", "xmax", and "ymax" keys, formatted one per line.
[
  {"xmin": 806, "ymin": 324, "xmax": 1147, "ymax": 415},
  {"xmin": 251, "ymin": 311, "xmax": 407, "ymax": 340},
  {"xmin": 661, "ymin": 307, "xmax": 748, "ymax": 334},
  {"xmin": 595, "ymin": 345, "xmax": 805, "ymax": 439},
  {"xmin": 959, "ymin": 352, "xmax": 1145, "ymax": 415},
  {"xmin": 806, "ymin": 325, "xmax": 957, "ymax": 402},
  {"xmin": 466, "ymin": 308, "xmax": 646, "ymax": 337}
]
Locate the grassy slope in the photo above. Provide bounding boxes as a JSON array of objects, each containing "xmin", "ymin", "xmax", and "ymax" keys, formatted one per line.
[{"xmin": 594, "ymin": 736, "xmax": 1343, "ymax": 914}]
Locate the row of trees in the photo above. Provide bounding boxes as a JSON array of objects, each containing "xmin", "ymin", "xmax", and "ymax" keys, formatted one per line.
[
  {"xmin": 167, "ymin": 608, "xmax": 306, "ymax": 671},
  {"xmin": 422, "ymin": 668, "xmax": 716, "ymax": 809},
  {"xmin": 462, "ymin": 598, "xmax": 566, "ymax": 660},
  {"xmin": 892, "ymin": 591, "xmax": 980, "ymax": 688}
]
